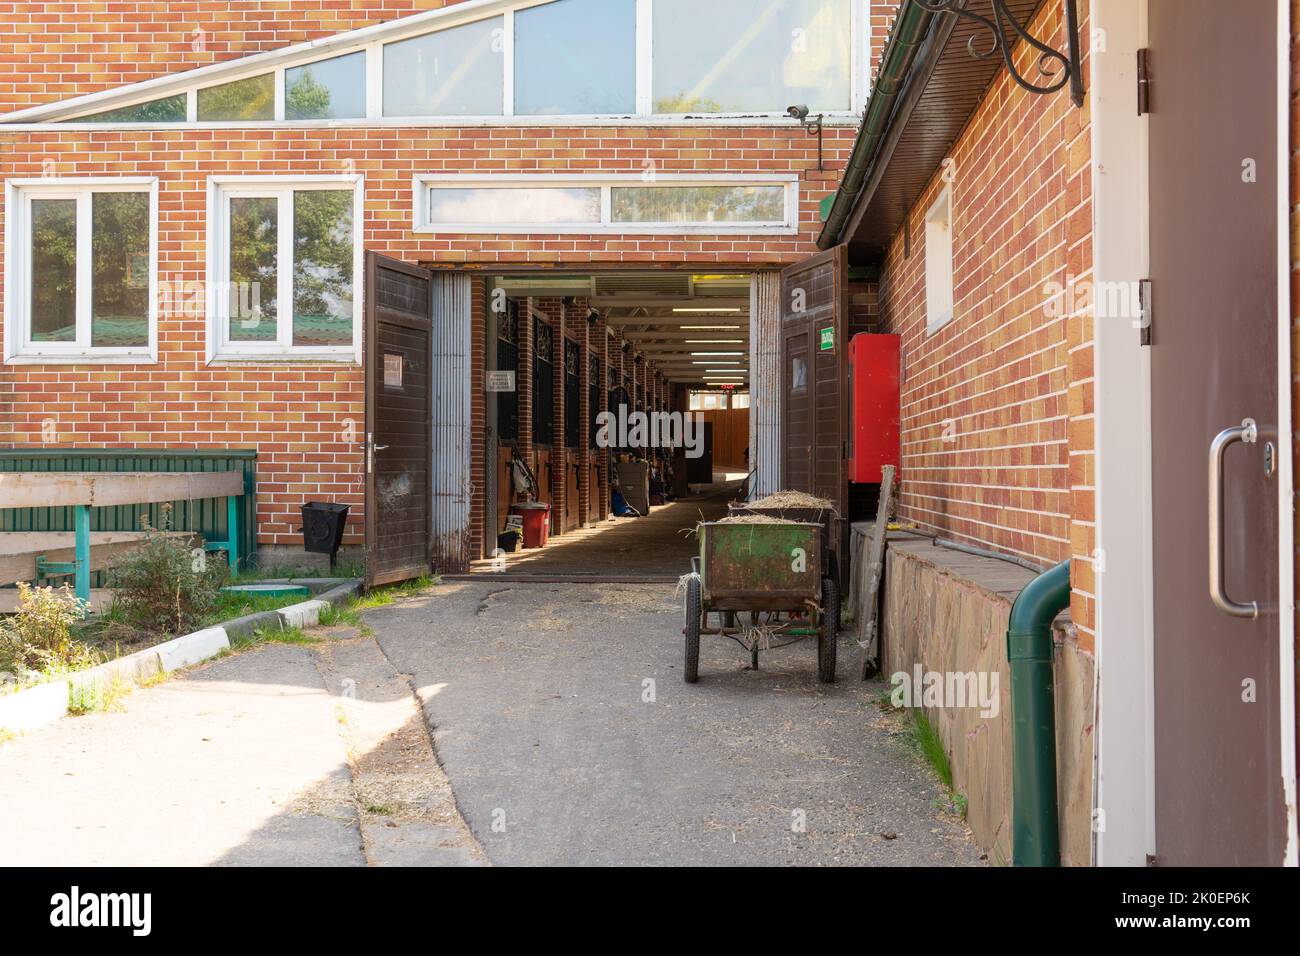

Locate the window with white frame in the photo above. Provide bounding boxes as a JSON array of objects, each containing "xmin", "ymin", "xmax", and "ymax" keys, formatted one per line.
[
  {"xmin": 26, "ymin": 0, "xmax": 868, "ymax": 126},
  {"xmin": 414, "ymin": 175, "xmax": 797, "ymax": 234},
  {"xmin": 4, "ymin": 178, "xmax": 157, "ymax": 363},
  {"xmin": 207, "ymin": 177, "xmax": 363, "ymax": 362},
  {"xmin": 924, "ymin": 184, "xmax": 953, "ymax": 334}
]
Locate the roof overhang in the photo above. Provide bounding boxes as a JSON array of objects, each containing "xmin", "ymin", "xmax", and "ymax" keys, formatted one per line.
[{"xmin": 818, "ymin": 0, "xmax": 1049, "ymax": 264}]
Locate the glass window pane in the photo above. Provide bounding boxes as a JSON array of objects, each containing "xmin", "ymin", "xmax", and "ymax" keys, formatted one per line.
[
  {"xmin": 79, "ymin": 95, "xmax": 187, "ymax": 123},
  {"xmin": 426, "ymin": 187, "xmax": 601, "ymax": 225},
  {"xmin": 610, "ymin": 185, "xmax": 786, "ymax": 224},
  {"xmin": 514, "ymin": 0, "xmax": 635, "ymax": 115},
  {"xmin": 653, "ymin": 0, "xmax": 851, "ymax": 113},
  {"xmin": 286, "ymin": 52, "xmax": 367, "ymax": 120},
  {"xmin": 383, "ymin": 17, "xmax": 504, "ymax": 117},
  {"xmin": 293, "ymin": 190, "xmax": 355, "ymax": 347},
  {"xmin": 91, "ymin": 192, "xmax": 150, "ymax": 348},
  {"xmin": 197, "ymin": 74, "xmax": 275, "ymax": 121},
  {"xmin": 29, "ymin": 199, "xmax": 77, "ymax": 343},
  {"xmin": 228, "ymin": 196, "xmax": 278, "ymax": 341}
]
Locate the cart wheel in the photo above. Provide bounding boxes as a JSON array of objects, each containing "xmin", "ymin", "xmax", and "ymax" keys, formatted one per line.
[
  {"xmin": 684, "ymin": 577, "xmax": 702, "ymax": 684},
  {"xmin": 818, "ymin": 577, "xmax": 839, "ymax": 683}
]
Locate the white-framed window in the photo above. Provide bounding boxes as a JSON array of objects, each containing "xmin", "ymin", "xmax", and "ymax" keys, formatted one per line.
[
  {"xmin": 205, "ymin": 175, "xmax": 363, "ymax": 363},
  {"xmin": 3, "ymin": 177, "xmax": 158, "ymax": 364},
  {"xmin": 12, "ymin": 0, "xmax": 871, "ymax": 127},
  {"xmin": 924, "ymin": 183, "xmax": 953, "ymax": 334},
  {"xmin": 413, "ymin": 173, "xmax": 799, "ymax": 234}
]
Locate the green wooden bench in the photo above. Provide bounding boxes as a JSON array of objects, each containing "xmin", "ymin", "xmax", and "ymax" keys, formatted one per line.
[{"xmin": 0, "ymin": 471, "xmax": 244, "ymax": 602}]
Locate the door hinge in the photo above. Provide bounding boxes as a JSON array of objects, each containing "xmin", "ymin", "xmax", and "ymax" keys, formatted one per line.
[
  {"xmin": 1138, "ymin": 278, "xmax": 1152, "ymax": 346},
  {"xmin": 1137, "ymin": 48, "xmax": 1151, "ymax": 115}
]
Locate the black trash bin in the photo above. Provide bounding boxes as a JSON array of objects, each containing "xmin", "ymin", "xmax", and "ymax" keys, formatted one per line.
[{"xmin": 301, "ymin": 502, "xmax": 350, "ymax": 558}]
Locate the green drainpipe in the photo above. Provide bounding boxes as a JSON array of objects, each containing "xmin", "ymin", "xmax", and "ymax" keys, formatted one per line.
[{"xmin": 1006, "ymin": 559, "xmax": 1071, "ymax": 867}]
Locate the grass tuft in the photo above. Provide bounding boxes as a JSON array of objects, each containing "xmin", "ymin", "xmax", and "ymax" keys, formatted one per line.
[
  {"xmin": 908, "ymin": 708, "xmax": 954, "ymax": 791},
  {"xmin": 351, "ymin": 575, "xmax": 438, "ymax": 611}
]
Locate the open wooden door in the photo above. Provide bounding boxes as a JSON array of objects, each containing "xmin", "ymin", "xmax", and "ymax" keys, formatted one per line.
[
  {"xmin": 781, "ymin": 247, "xmax": 850, "ymax": 576},
  {"xmin": 364, "ymin": 252, "xmax": 433, "ymax": 588}
]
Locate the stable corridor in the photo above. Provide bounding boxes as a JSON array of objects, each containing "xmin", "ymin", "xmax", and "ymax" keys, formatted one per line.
[{"xmin": 469, "ymin": 483, "xmax": 739, "ymax": 580}]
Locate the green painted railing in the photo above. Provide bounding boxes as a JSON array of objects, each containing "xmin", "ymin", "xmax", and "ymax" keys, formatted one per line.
[{"xmin": 0, "ymin": 449, "xmax": 257, "ymax": 587}]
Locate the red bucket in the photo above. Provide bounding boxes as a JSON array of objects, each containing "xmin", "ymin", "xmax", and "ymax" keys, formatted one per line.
[{"xmin": 509, "ymin": 502, "xmax": 551, "ymax": 549}]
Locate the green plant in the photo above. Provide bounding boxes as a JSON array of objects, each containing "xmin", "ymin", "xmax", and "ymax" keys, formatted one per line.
[
  {"xmin": 106, "ymin": 504, "xmax": 227, "ymax": 636},
  {"xmin": 905, "ymin": 708, "xmax": 969, "ymax": 819},
  {"xmin": 907, "ymin": 708, "xmax": 953, "ymax": 790},
  {"xmin": 0, "ymin": 582, "xmax": 96, "ymax": 678}
]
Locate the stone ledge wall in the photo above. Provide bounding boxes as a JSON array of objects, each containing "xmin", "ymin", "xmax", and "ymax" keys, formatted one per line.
[{"xmin": 880, "ymin": 536, "xmax": 1095, "ymax": 866}]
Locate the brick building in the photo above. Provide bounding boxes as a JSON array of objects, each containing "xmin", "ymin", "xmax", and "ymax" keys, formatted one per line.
[{"xmin": 0, "ymin": 0, "xmax": 1296, "ymax": 866}]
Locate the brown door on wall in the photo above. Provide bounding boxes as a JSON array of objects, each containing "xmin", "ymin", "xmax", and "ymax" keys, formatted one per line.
[
  {"xmin": 1149, "ymin": 0, "xmax": 1287, "ymax": 864},
  {"xmin": 364, "ymin": 252, "xmax": 433, "ymax": 588},
  {"xmin": 780, "ymin": 246, "xmax": 848, "ymax": 513}
]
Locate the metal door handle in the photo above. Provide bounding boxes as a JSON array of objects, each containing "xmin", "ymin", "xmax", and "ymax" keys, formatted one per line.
[
  {"xmin": 1208, "ymin": 418, "xmax": 1259, "ymax": 619},
  {"xmin": 366, "ymin": 433, "xmax": 389, "ymax": 474}
]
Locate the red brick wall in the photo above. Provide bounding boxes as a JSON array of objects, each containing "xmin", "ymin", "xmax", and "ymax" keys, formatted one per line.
[
  {"xmin": 875, "ymin": 0, "xmax": 1096, "ymax": 642},
  {"xmin": 0, "ymin": 1, "xmax": 453, "ymax": 113},
  {"xmin": 869, "ymin": 1, "xmax": 897, "ymax": 78},
  {"xmin": 0, "ymin": 124, "xmax": 850, "ymax": 552}
]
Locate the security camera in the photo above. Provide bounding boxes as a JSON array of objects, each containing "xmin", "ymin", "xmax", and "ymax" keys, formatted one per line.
[{"xmin": 787, "ymin": 104, "xmax": 810, "ymax": 121}]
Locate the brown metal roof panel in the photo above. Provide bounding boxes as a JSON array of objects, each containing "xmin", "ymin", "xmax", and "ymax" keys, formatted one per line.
[{"xmin": 842, "ymin": 0, "xmax": 1046, "ymax": 263}]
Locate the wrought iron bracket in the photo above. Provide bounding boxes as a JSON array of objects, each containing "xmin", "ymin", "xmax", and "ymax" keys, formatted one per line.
[{"xmin": 916, "ymin": 0, "xmax": 1084, "ymax": 108}]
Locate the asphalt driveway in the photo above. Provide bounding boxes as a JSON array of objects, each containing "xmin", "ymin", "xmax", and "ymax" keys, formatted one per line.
[{"xmin": 372, "ymin": 581, "xmax": 983, "ymax": 866}]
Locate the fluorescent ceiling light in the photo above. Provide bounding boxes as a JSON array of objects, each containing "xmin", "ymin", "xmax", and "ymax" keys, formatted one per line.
[
  {"xmin": 689, "ymin": 351, "xmax": 743, "ymax": 356},
  {"xmin": 684, "ymin": 339, "xmax": 743, "ymax": 344},
  {"xmin": 679, "ymin": 325, "xmax": 740, "ymax": 330},
  {"xmin": 673, "ymin": 308, "xmax": 742, "ymax": 313}
]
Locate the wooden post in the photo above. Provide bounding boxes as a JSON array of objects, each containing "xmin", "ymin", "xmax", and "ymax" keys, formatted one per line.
[
  {"xmin": 226, "ymin": 495, "xmax": 240, "ymax": 573},
  {"xmin": 73, "ymin": 504, "xmax": 90, "ymax": 602}
]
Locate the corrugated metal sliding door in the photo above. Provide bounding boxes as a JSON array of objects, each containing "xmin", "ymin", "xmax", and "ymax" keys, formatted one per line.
[
  {"xmin": 430, "ymin": 272, "xmax": 473, "ymax": 573},
  {"xmin": 749, "ymin": 271, "xmax": 782, "ymax": 498},
  {"xmin": 365, "ymin": 253, "xmax": 433, "ymax": 588},
  {"xmin": 780, "ymin": 246, "xmax": 848, "ymax": 514}
]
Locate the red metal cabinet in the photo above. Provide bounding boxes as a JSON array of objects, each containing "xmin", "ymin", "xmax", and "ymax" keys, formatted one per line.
[{"xmin": 846, "ymin": 333, "xmax": 901, "ymax": 484}]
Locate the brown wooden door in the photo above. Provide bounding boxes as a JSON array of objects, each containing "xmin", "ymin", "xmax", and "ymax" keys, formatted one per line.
[
  {"xmin": 781, "ymin": 247, "xmax": 850, "ymax": 580},
  {"xmin": 780, "ymin": 245, "xmax": 848, "ymax": 512},
  {"xmin": 1149, "ymin": 0, "xmax": 1287, "ymax": 864},
  {"xmin": 365, "ymin": 252, "xmax": 433, "ymax": 588}
]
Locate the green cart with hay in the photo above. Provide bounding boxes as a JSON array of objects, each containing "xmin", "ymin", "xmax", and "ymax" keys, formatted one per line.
[
  {"xmin": 682, "ymin": 518, "xmax": 837, "ymax": 684},
  {"xmin": 727, "ymin": 490, "xmax": 843, "ymax": 628}
]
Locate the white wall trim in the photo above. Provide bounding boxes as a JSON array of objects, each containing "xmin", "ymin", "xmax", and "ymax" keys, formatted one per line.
[
  {"xmin": 1274, "ymin": 0, "xmax": 1298, "ymax": 868},
  {"xmin": 1091, "ymin": 0, "xmax": 1155, "ymax": 868}
]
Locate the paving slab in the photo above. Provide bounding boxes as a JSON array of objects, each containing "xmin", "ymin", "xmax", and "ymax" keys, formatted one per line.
[{"xmin": 0, "ymin": 643, "xmax": 362, "ymax": 867}]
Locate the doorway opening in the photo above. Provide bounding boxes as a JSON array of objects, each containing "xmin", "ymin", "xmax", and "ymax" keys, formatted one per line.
[{"xmin": 470, "ymin": 270, "xmax": 763, "ymax": 580}]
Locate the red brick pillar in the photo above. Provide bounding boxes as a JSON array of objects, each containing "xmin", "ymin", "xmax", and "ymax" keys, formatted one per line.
[
  {"xmin": 576, "ymin": 300, "xmax": 591, "ymax": 529},
  {"xmin": 469, "ymin": 276, "xmax": 487, "ymax": 560},
  {"xmin": 597, "ymin": 323, "xmax": 610, "ymax": 521},
  {"xmin": 551, "ymin": 299, "xmax": 566, "ymax": 536},
  {"xmin": 517, "ymin": 297, "xmax": 534, "ymax": 473}
]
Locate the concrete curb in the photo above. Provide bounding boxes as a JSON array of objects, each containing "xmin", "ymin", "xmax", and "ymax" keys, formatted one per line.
[{"xmin": 0, "ymin": 577, "xmax": 363, "ymax": 735}]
